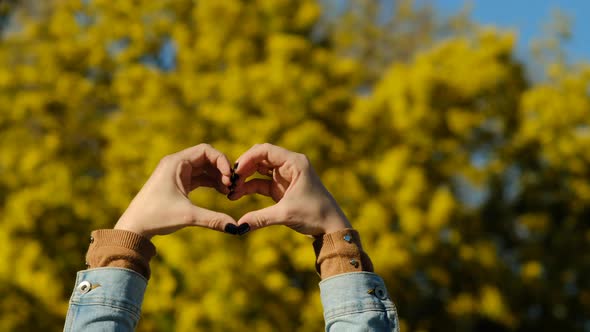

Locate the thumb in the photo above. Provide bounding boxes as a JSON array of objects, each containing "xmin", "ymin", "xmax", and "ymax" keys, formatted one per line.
[
  {"xmin": 237, "ymin": 204, "xmax": 287, "ymax": 232},
  {"xmin": 189, "ymin": 205, "xmax": 237, "ymax": 233}
]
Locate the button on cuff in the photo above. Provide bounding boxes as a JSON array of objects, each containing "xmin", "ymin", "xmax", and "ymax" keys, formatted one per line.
[
  {"xmin": 77, "ymin": 280, "xmax": 92, "ymax": 294},
  {"xmin": 343, "ymin": 233, "xmax": 352, "ymax": 243},
  {"xmin": 374, "ymin": 286, "xmax": 388, "ymax": 300}
]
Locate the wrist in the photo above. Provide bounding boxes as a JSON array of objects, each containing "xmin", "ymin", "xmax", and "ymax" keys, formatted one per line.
[
  {"xmin": 323, "ymin": 223, "xmax": 350, "ymax": 235},
  {"xmin": 321, "ymin": 211, "xmax": 352, "ymax": 235},
  {"xmin": 114, "ymin": 218, "xmax": 152, "ymax": 240}
]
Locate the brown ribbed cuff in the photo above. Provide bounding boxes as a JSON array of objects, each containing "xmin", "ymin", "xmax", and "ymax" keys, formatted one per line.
[
  {"xmin": 86, "ymin": 229, "xmax": 156, "ymax": 280},
  {"xmin": 313, "ymin": 228, "xmax": 374, "ymax": 279}
]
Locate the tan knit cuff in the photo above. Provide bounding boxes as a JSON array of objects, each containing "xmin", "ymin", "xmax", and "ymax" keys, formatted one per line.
[
  {"xmin": 313, "ymin": 228, "xmax": 374, "ymax": 279},
  {"xmin": 86, "ymin": 229, "xmax": 156, "ymax": 280}
]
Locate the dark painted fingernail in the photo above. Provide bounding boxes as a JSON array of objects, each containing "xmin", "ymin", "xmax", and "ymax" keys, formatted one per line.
[
  {"xmin": 224, "ymin": 224, "xmax": 239, "ymax": 235},
  {"xmin": 237, "ymin": 223, "xmax": 250, "ymax": 235},
  {"xmin": 233, "ymin": 162, "xmax": 239, "ymax": 170},
  {"xmin": 230, "ymin": 172, "xmax": 240, "ymax": 183}
]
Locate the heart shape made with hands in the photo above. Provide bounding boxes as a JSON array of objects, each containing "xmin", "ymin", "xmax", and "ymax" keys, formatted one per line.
[
  {"xmin": 115, "ymin": 143, "xmax": 350, "ymax": 240},
  {"xmin": 168, "ymin": 143, "xmax": 351, "ymax": 238},
  {"xmin": 192, "ymin": 155, "xmax": 285, "ymax": 236}
]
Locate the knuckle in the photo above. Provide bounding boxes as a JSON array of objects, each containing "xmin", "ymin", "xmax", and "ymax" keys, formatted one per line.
[
  {"xmin": 294, "ymin": 153, "xmax": 311, "ymax": 168},
  {"xmin": 253, "ymin": 219, "xmax": 263, "ymax": 229},
  {"xmin": 255, "ymin": 214, "xmax": 268, "ymax": 228},
  {"xmin": 198, "ymin": 143, "xmax": 213, "ymax": 150},
  {"xmin": 208, "ymin": 218, "xmax": 222, "ymax": 231},
  {"xmin": 159, "ymin": 154, "xmax": 176, "ymax": 166}
]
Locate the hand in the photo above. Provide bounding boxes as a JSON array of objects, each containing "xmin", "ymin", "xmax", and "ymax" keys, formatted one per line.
[
  {"xmin": 228, "ymin": 143, "xmax": 352, "ymax": 236},
  {"xmin": 114, "ymin": 144, "xmax": 238, "ymax": 239}
]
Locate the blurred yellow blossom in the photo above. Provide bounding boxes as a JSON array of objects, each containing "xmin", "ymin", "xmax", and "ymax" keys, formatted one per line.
[{"xmin": 0, "ymin": 1, "xmax": 588, "ymax": 331}]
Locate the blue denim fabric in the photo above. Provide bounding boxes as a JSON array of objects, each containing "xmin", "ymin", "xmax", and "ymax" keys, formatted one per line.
[
  {"xmin": 64, "ymin": 269, "xmax": 398, "ymax": 331},
  {"xmin": 64, "ymin": 268, "xmax": 147, "ymax": 332},
  {"xmin": 320, "ymin": 272, "xmax": 399, "ymax": 331}
]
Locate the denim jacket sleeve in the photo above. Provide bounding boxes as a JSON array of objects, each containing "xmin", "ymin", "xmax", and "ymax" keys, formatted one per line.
[
  {"xmin": 64, "ymin": 267, "xmax": 147, "ymax": 332},
  {"xmin": 64, "ymin": 269, "xmax": 397, "ymax": 331},
  {"xmin": 320, "ymin": 272, "xmax": 399, "ymax": 331}
]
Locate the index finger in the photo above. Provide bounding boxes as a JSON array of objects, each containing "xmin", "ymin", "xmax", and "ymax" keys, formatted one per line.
[
  {"xmin": 174, "ymin": 144, "xmax": 233, "ymax": 184},
  {"xmin": 234, "ymin": 143, "xmax": 292, "ymax": 179}
]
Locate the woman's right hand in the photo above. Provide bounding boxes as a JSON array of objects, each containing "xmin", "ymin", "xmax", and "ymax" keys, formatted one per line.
[
  {"xmin": 228, "ymin": 143, "xmax": 352, "ymax": 236},
  {"xmin": 114, "ymin": 144, "xmax": 238, "ymax": 239}
]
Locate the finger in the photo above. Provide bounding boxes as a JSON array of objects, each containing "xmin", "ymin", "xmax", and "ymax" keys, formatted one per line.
[
  {"xmin": 175, "ymin": 144, "xmax": 233, "ymax": 186},
  {"xmin": 234, "ymin": 143, "xmax": 292, "ymax": 180},
  {"xmin": 189, "ymin": 205, "xmax": 237, "ymax": 232},
  {"xmin": 237, "ymin": 204, "xmax": 287, "ymax": 231},
  {"xmin": 228, "ymin": 161, "xmax": 272, "ymax": 190},
  {"xmin": 256, "ymin": 163, "xmax": 274, "ymax": 178},
  {"xmin": 228, "ymin": 178, "xmax": 273, "ymax": 200}
]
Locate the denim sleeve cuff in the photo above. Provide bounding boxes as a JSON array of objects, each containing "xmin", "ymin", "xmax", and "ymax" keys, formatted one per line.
[
  {"xmin": 68, "ymin": 268, "xmax": 147, "ymax": 316},
  {"xmin": 319, "ymin": 272, "xmax": 397, "ymax": 325}
]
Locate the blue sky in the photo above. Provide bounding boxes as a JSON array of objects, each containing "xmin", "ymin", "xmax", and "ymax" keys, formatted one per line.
[{"xmin": 434, "ymin": 0, "xmax": 590, "ymax": 63}]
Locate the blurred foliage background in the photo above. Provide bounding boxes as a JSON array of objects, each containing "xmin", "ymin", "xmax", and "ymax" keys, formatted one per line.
[{"xmin": 1, "ymin": 0, "xmax": 589, "ymax": 331}]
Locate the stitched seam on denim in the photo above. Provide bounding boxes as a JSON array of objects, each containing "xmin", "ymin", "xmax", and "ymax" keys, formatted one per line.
[
  {"xmin": 70, "ymin": 296, "xmax": 142, "ymax": 313},
  {"xmin": 326, "ymin": 308, "xmax": 396, "ymax": 322},
  {"xmin": 324, "ymin": 302, "xmax": 395, "ymax": 319},
  {"xmin": 85, "ymin": 267, "xmax": 148, "ymax": 283},
  {"xmin": 319, "ymin": 271, "xmax": 379, "ymax": 285},
  {"xmin": 69, "ymin": 297, "xmax": 142, "ymax": 319},
  {"xmin": 71, "ymin": 301, "xmax": 141, "ymax": 320}
]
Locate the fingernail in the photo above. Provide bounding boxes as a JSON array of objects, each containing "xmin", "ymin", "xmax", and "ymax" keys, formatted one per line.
[
  {"xmin": 230, "ymin": 172, "xmax": 240, "ymax": 183},
  {"xmin": 237, "ymin": 223, "xmax": 250, "ymax": 235},
  {"xmin": 233, "ymin": 162, "xmax": 239, "ymax": 170},
  {"xmin": 224, "ymin": 224, "xmax": 239, "ymax": 235}
]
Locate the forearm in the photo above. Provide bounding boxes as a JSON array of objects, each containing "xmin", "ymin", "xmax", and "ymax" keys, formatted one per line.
[
  {"xmin": 313, "ymin": 229, "xmax": 400, "ymax": 332},
  {"xmin": 64, "ymin": 230, "xmax": 156, "ymax": 332}
]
